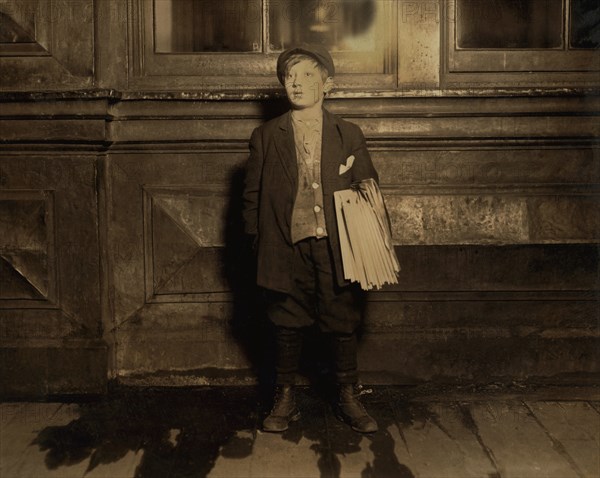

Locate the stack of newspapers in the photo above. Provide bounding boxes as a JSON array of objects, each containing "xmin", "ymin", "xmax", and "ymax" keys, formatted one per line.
[{"xmin": 334, "ymin": 178, "xmax": 400, "ymax": 290}]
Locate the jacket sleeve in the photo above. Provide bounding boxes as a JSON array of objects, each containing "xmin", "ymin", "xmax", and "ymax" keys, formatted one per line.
[
  {"xmin": 350, "ymin": 123, "xmax": 379, "ymax": 184},
  {"xmin": 242, "ymin": 127, "xmax": 263, "ymax": 236}
]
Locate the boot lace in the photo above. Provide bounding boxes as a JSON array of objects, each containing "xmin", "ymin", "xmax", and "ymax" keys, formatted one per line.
[{"xmin": 355, "ymin": 384, "xmax": 373, "ymax": 397}]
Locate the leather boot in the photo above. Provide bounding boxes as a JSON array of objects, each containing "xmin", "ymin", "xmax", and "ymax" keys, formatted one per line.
[
  {"xmin": 263, "ymin": 384, "xmax": 301, "ymax": 432},
  {"xmin": 335, "ymin": 384, "xmax": 378, "ymax": 433}
]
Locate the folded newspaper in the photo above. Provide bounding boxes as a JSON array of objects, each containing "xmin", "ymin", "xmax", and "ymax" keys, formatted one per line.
[{"xmin": 334, "ymin": 178, "xmax": 400, "ymax": 290}]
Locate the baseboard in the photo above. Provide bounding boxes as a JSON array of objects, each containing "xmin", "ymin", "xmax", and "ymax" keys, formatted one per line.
[{"xmin": 0, "ymin": 338, "xmax": 108, "ymax": 399}]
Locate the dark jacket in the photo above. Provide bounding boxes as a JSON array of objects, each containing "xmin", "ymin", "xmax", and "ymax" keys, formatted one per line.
[{"xmin": 243, "ymin": 108, "xmax": 379, "ymax": 293}]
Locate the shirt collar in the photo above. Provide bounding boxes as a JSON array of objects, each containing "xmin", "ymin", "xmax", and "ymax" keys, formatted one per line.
[{"xmin": 291, "ymin": 110, "xmax": 323, "ymax": 125}]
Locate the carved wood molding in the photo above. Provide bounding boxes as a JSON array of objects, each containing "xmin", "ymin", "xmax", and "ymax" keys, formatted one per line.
[
  {"xmin": 0, "ymin": 0, "xmax": 94, "ymax": 90},
  {"xmin": 0, "ymin": 155, "xmax": 101, "ymax": 335},
  {"xmin": 441, "ymin": 0, "xmax": 600, "ymax": 88},
  {"xmin": 0, "ymin": 189, "xmax": 57, "ymax": 309},
  {"xmin": 127, "ymin": 0, "xmax": 398, "ymax": 91},
  {"xmin": 1, "ymin": 95, "xmax": 598, "ymax": 147}
]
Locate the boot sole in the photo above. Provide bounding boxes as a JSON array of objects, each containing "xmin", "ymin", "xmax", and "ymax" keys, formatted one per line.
[
  {"xmin": 334, "ymin": 412, "xmax": 378, "ymax": 434},
  {"xmin": 262, "ymin": 410, "xmax": 301, "ymax": 433}
]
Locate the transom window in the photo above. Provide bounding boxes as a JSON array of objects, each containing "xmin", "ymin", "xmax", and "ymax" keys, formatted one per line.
[
  {"xmin": 152, "ymin": 0, "xmax": 393, "ymax": 78},
  {"xmin": 455, "ymin": 0, "xmax": 599, "ymax": 50},
  {"xmin": 130, "ymin": 0, "xmax": 599, "ymax": 90},
  {"xmin": 446, "ymin": 0, "xmax": 600, "ymax": 78}
]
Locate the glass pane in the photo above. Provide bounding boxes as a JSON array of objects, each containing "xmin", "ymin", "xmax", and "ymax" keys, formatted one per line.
[
  {"xmin": 268, "ymin": 0, "xmax": 381, "ymax": 53},
  {"xmin": 154, "ymin": 0, "xmax": 262, "ymax": 53},
  {"xmin": 456, "ymin": 0, "xmax": 563, "ymax": 49},
  {"xmin": 570, "ymin": 0, "xmax": 600, "ymax": 49}
]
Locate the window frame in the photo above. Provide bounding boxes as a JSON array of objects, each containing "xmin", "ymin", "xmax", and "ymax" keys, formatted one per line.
[
  {"xmin": 442, "ymin": 0, "xmax": 600, "ymax": 88},
  {"xmin": 128, "ymin": 0, "xmax": 398, "ymax": 91}
]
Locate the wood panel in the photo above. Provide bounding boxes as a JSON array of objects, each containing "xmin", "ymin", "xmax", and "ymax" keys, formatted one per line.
[
  {"xmin": 0, "ymin": 155, "xmax": 101, "ymax": 332},
  {"xmin": 0, "ymin": 154, "xmax": 107, "ymax": 397},
  {"xmin": 105, "ymin": 146, "xmax": 599, "ymax": 381},
  {"xmin": 0, "ymin": 0, "xmax": 597, "ymax": 394},
  {"xmin": 0, "ymin": 1, "xmax": 94, "ymax": 90},
  {"xmin": 0, "ymin": 94, "xmax": 598, "ymax": 390}
]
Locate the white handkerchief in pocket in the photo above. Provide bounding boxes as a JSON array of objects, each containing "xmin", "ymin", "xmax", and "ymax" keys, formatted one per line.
[{"xmin": 339, "ymin": 155, "xmax": 355, "ymax": 175}]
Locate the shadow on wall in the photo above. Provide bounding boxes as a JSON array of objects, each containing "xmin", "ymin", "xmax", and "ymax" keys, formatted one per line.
[
  {"xmin": 222, "ymin": 142, "xmax": 337, "ymax": 399},
  {"xmin": 222, "ymin": 96, "xmax": 368, "ymax": 399},
  {"xmin": 222, "ymin": 96, "xmax": 311, "ymax": 396},
  {"xmin": 223, "ymin": 162, "xmax": 274, "ymax": 395},
  {"xmin": 31, "ymin": 387, "xmax": 415, "ymax": 478}
]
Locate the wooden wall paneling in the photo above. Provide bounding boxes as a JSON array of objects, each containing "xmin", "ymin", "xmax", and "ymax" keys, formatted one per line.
[
  {"xmin": 0, "ymin": 95, "xmax": 110, "ymax": 397},
  {"xmin": 382, "ymin": 244, "xmax": 598, "ymax": 292},
  {"xmin": 100, "ymin": 96, "xmax": 599, "ymax": 384},
  {"xmin": 0, "ymin": 189, "xmax": 57, "ymax": 308},
  {"xmin": 528, "ymin": 196, "xmax": 600, "ymax": 242},
  {"xmin": 95, "ymin": 0, "xmax": 128, "ymax": 89},
  {"xmin": 441, "ymin": 0, "xmax": 600, "ymax": 88},
  {"xmin": 349, "ymin": 132, "xmax": 598, "ymax": 264},
  {"xmin": 0, "ymin": 0, "xmax": 94, "ymax": 90},
  {"xmin": 384, "ymin": 191, "xmax": 600, "ymax": 245},
  {"xmin": 105, "ymin": 150, "xmax": 253, "ymax": 378},
  {"xmin": 359, "ymin": 329, "xmax": 599, "ymax": 383},
  {"xmin": 358, "ymin": 241, "xmax": 599, "ymax": 383},
  {"xmin": 0, "ymin": 155, "xmax": 102, "ymax": 330},
  {"xmin": 397, "ymin": 0, "xmax": 440, "ymax": 88},
  {"xmin": 0, "ymin": 154, "xmax": 106, "ymax": 396},
  {"xmin": 126, "ymin": 0, "xmax": 398, "ymax": 91},
  {"xmin": 1, "ymin": 91, "xmax": 597, "ymax": 389},
  {"xmin": 374, "ymin": 148, "xmax": 600, "ymax": 187},
  {"xmin": 363, "ymin": 296, "xmax": 599, "ymax": 330},
  {"xmin": 0, "ymin": 0, "xmax": 597, "ymax": 393}
]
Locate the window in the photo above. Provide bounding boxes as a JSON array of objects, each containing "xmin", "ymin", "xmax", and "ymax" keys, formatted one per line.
[
  {"xmin": 154, "ymin": 1, "xmax": 262, "ymax": 53},
  {"xmin": 132, "ymin": 0, "xmax": 599, "ymax": 91},
  {"xmin": 445, "ymin": 0, "xmax": 600, "ymax": 83},
  {"xmin": 131, "ymin": 0, "xmax": 397, "ymax": 89},
  {"xmin": 570, "ymin": 0, "xmax": 600, "ymax": 49},
  {"xmin": 456, "ymin": 0, "xmax": 563, "ymax": 49}
]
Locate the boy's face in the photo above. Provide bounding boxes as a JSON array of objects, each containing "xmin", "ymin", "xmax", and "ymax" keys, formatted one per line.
[{"xmin": 284, "ymin": 59, "xmax": 333, "ymax": 110}]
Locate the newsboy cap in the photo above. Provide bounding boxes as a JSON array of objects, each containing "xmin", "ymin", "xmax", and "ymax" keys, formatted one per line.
[{"xmin": 276, "ymin": 44, "xmax": 335, "ymax": 85}]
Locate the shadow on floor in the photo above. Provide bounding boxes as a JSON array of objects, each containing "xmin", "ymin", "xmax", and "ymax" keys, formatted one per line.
[
  {"xmin": 33, "ymin": 388, "xmax": 258, "ymax": 477},
  {"xmin": 31, "ymin": 387, "xmax": 415, "ymax": 478}
]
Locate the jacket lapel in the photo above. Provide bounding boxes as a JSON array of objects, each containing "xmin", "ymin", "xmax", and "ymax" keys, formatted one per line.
[
  {"xmin": 273, "ymin": 112, "xmax": 298, "ymax": 191},
  {"xmin": 321, "ymin": 109, "xmax": 343, "ymax": 185}
]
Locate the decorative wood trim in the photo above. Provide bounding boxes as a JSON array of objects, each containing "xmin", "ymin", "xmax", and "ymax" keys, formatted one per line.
[
  {"xmin": 127, "ymin": 0, "xmax": 398, "ymax": 91},
  {"xmin": 0, "ymin": 0, "xmax": 94, "ymax": 90},
  {"xmin": 0, "ymin": 154, "xmax": 102, "ymax": 336},
  {"xmin": 0, "ymin": 189, "xmax": 58, "ymax": 309},
  {"xmin": 142, "ymin": 185, "xmax": 230, "ymax": 301},
  {"xmin": 441, "ymin": 0, "xmax": 600, "ymax": 88},
  {"xmin": 0, "ymin": 95, "xmax": 598, "ymax": 149},
  {"xmin": 0, "ymin": 43, "xmax": 49, "ymax": 56}
]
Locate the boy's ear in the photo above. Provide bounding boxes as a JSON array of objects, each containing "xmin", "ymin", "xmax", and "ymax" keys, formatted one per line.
[{"xmin": 323, "ymin": 77, "xmax": 334, "ymax": 94}]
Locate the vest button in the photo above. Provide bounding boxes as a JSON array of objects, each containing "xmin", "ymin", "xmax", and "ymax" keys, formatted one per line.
[
  {"xmin": 314, "ymin": 205, "xmax": 321, "ymax": 213},
  {"xmin": 316, "ymin": 227, "xmax": 324, "ymax": 235},
  {"xmin": 312, "ymin": 182, "xmax": 319, "ymax": 189}
]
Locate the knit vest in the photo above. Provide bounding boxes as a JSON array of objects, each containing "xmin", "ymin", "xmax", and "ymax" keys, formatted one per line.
[{"xmin": 290, "ymin": 114, "xmax": 328, "ymax": 243}]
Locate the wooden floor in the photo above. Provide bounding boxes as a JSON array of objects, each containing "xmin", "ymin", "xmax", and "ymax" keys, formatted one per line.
[{"xmin": 1, "ymin": 385, "xmax": 598, "ymax": 478}]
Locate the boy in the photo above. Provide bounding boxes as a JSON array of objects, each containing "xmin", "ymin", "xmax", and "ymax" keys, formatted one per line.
[{"xmin": 243, "ymin": 44, "xmax": 379, "ymax": 433}]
